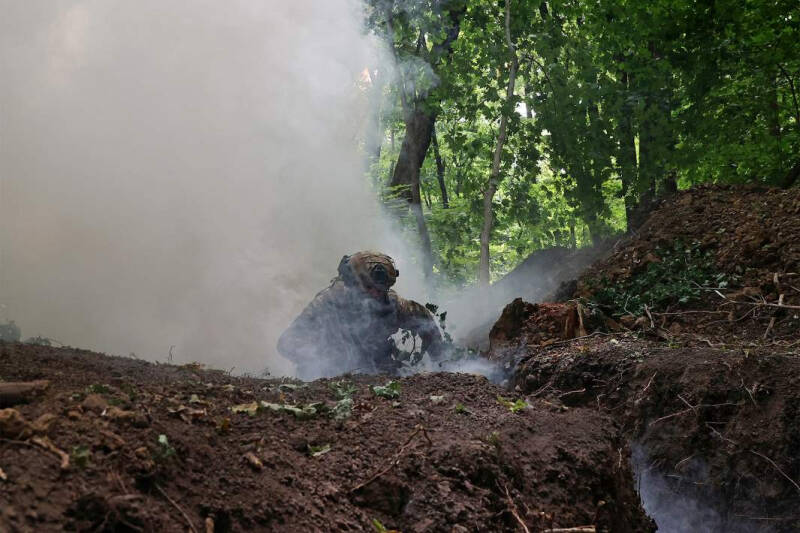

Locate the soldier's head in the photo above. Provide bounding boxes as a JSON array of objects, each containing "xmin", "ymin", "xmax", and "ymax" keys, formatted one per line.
[{"xmin": 337, "ymin": 251, "xmax": 398, "ymax": 300}]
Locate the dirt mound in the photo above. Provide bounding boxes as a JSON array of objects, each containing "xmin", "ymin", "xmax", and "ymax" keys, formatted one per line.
[
  {"xmin": 511, "ymin": 335, "xmax": 800, "ymax": 532},
  {"xmin": 576, "ymin": 185, "xmax": 800, "ymax": 342},
  {"xmin": 454, "ymin": 241, "xmax": 613, "ymax": 351},
  {"xmin": 0, "ymin": 342, "xmax": 653, "ymax": 532}
]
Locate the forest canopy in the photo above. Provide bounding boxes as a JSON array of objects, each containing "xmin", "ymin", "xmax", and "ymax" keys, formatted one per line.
[{"xmin": 360, "ymin": 0, "xmax": 800, "ymax": 286}]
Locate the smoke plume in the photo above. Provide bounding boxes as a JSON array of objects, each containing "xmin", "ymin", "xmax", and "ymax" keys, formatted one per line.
[{"xmin": 0, "ymin": 0, "xmax": 426, "ymax": 375}]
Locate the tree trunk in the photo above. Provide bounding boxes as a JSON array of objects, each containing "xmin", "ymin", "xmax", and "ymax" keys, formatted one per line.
[
  {"xmin": 780, "ymin": 159, "xmax": 800, "ymax": 188},
  {"xmin": 431, "ymin": 125, "xmax": 449, "ymax": 208},
  {"xmin": 617, "ymin": 69, "xmax": 639, "ymax": 227},
  {"xmin": 479, "ymin": 0, "xmax": 518, "ymax": 286},
  {"xmin": 389, "ymin": 108, "xmax": 436, "ymax": 279}
]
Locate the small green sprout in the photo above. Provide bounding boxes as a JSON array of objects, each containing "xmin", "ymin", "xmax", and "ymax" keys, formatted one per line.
[
  {"xmin": 308, "ymin": 444, "xmax": 332, "ymax": 457},
  {"xmin": 371, "ymin": 381, "xmax": 401, "ymax": 399},
  {"xmin": 71, "ymin": 445, "xmax": 91, "ymax": 468},
  {"xmin": 497, "ymin": 395, "xmax": 529, "ymax": 413}
]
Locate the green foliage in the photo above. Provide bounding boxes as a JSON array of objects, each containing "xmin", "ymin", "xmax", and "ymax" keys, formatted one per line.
[
  {"xmin": 365, "ymin": 0, "xmax": 798, "ymax": 284},
  {"xmin": 590, "ymin": 241, "xmax": 734, "ymax": 316},
  {"xmin": 329, "ymin": 380, "xmax": 357, "ymax": 400},
  {"xmin": 156, "ymin": 434, "xmax": 176, "ymax": 462},
  {"xmin": 496, "ymin": 395, "xmax": 529, "ymax": 413},
  {"xmin": 453, "ymin": 402, "xmax": 468, "ymax": 415},
  {"xmin": 85, "ymin": 384, "xmax": 111, "ymax": 395},
  {"xmin": 71, "ymin": 445, "xmax": 91, "ymax": 469},
  {"xmin": 372, "ymin": 519, "xmax": 390, "ymax": 533},
  {"xmin": 308, "ymin": 444, "xmax": 332, "ymax": 458},
  {"xmin": 371, "ymin": 380, "xmax": 401, "ymax": 399}
]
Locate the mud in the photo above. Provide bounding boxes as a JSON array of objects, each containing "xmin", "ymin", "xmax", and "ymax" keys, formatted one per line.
[{"xmin": 0, "ymin": 342, "xmax": 652, "ymax": 532}]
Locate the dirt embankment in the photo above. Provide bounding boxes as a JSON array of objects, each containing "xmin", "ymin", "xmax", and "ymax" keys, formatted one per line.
[
  {"xmin": 511, "ymin": 337, "xmax": 800, "ymax": 532},
  {"xmin": 0, "ymin": 342, "xmax": 652, "ymax": 532},
  {"xmin": 489, "ymin": 185, "xmax": 800, "ymax": 531}
]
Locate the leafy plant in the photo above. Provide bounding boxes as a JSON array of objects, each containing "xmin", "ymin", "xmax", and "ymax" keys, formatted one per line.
[
  {"xmin": 497, "ymin": 395, "xmax": 529, "ymax": 413},
  {"xmin": 85, "ymin": 384, "xmax": 111, "ymax": 395},
  {"xmin": 155, "ymin": 434, "xmax": 176, "ymax": 461},
  {"xmin": 371, "ymin": 381, "xmax": 401, "ymax": 399},
  {"xmin": 329, "ymin": 380, "xmax": 357, "ymax": 400},
  {"xmin": 331, "ymin": 397, "xmax": 353, "ymax": 421},
  {"xmin": 590, "ymin": 241, "xmax": 736, "ymax": 316},
  {"xmin": 308, "ymin": 444, "xmax": 332, "ymax": 458},
  {"xmin": 71, "ymin": 445, "xmax": 91, "ymax": 468}
]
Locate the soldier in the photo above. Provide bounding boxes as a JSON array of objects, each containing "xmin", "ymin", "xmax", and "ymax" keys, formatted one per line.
[{"xmin": 277, "ymin": 251, "xmax": 443, "ymax": 380}]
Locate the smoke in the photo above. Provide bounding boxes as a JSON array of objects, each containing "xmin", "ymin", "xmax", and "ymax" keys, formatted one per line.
[
  {"xmin": 631, "ymin": 443, "xmax": 770, "ymax": 533},
  {"xmin": 0, "ymin": 0, "xmax": 427, "ymax": 375}
]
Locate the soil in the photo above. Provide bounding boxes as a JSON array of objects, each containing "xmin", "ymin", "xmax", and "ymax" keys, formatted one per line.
[
  {"xmin": 488, "ymin": 185, "xmax": 800, "ymax": 531},
  {"xmin": 0, "ymin": 342, "xmax": 653, "ymax": 532},
  {"xmin": 576, "ymin": 185, "xmax": 800, "ymax": 343},
  {"xmin": 511, "ymin": 336, "xmax": 800, "ymax": 532},
  {"xmin": 3, "ymin": 184, "xmax": 799, "ymax": 533}
]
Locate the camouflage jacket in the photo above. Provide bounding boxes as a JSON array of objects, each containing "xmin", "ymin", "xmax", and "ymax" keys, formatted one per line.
[{"xmin": 277, "ymin": 280, "xmax": 442, "ymax": 379}]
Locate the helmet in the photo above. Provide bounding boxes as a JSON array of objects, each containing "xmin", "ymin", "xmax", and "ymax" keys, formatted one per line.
[{"xmin": 337, "ymin": 251, "xmax": 398, "ymax": 294}]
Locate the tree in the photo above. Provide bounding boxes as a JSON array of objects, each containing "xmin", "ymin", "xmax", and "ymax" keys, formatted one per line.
[{"xmin": 479, "ymin": 0, "xmax": 519, "ymax": 286}]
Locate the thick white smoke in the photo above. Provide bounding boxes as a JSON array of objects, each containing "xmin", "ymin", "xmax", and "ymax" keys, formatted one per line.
[{"xmin": 0, "ymin": 0, "xmax": 425, "ymax": 375}]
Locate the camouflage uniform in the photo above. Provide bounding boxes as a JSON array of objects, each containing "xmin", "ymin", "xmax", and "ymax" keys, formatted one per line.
[{"xmin": 277, "ymin": 252, "xmax": 442, "ymax": 379}]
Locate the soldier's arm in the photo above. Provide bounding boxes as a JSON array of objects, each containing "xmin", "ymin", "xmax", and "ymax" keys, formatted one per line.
[{"xmin": 277, "ymin": 288, "xmax": 335, "ymax": 363}]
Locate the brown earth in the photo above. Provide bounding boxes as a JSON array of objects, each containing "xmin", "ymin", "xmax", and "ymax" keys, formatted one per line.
[
  {"xmin": 0, "ymin": 342, "xmax": 653, "ymax": 532},
  {"xmin": 3, "ymin": 184, "xmax": 799, "ymax": 533},
  {"xmin": 510, "ymin": 336, "xmax": 800, "ymax": 532},
  {"xmin": 576, "ymin": 185, "xmax": 800, "ymax": 343},
  {"xmin": 485, "ymin": 186, "xmax": 800, "ymax": 531}
]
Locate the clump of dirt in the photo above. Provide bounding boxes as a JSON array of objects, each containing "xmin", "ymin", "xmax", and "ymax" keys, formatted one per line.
[
  {"xmin": 0, "ymin": 341, "xmax": 653, "ymax": 532},
  {"xmin": 488, "ymin": 299, "xmax": 589, "ymax": 357},
  {"xmin": 576, "ymin": 185, "xmax": 800, "ymax": 343},
  {"xmin": 510, "ymin": 335, "xmax": 800, "ymax": 532}
]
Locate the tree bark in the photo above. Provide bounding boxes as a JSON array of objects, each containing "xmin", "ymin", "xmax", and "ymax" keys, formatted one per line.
[
  {"xmin": 780, "ymin": 159, "xmax": 800, "ymax": 188},
  {"xmin": 389, "ymin": 109, "xmax": 437, "ymax": 279},
  {"xmin": 431, "ymin": 125, "xmax": 449, "ymax": 208},
  {"xmin": 479, "ymin": 0, "xmax": 518, "ymax": 286},
  {"xmin": 616, "ymin": 69, "xmax": 639, "ymax": 227},
  {"xmin": 383, "ymin": 1, "xmax": 466, "ymax": 282}
]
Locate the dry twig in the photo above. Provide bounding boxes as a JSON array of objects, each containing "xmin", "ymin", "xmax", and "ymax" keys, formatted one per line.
[
  {"xmin": 501, "ymin": 482, "xmax": 530, "ymax": 533},
  {"xmin": 31, "ymin": 436, "xmax": 69, "ymax": 470},
  {"xmin": 350, "ymin": 425, "xmax": 432, "ymax": 492},
  {"xmin": 750, "ymin": 451, "xmax": 800, "ymax": 494},
  {"xmin": 155, "ymin": 483, "xmax": 198, "ymax": 533}
]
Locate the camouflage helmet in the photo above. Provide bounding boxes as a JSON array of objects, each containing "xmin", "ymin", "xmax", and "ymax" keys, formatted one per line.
[{"xmin": 337, "ymin": 251, "xmax": 399, "ymax": 293}]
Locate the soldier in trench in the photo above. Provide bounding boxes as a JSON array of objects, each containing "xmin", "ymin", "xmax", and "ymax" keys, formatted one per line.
[{"xmin": 277, "ymin": 251, "xmax": 443, "ymax": 380}]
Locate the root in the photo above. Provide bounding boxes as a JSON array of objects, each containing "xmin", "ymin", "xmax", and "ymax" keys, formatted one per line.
[
  {"xmin": 500, "ymin": 481, "xmax": 529, "ymax": 533},
  {"xmin": 155, "ymin": 483, "xmax": 198, "ymax": 533}
]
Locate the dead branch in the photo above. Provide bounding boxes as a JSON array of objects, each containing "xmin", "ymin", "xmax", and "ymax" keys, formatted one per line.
[
  {"xmin": 31, "ymin": 436, "xmax": 69, "ymax": 470},
  {"xmin": 155, "ymin": 483, "xmax": 198, "ymax": 533},
  {"xmin": 0, "ymin": 380, "xmax": 50, "ymax": 407},
  {"xmin": 549, "ymin": 527, "xmax": 596, "ymax": 532},
  {"xmin": 501, "ymin": 482, "xmax": 530, "ymax": 533},
  {"xmin": 635, "ymin": 372, "xmax": 657, "ymax": 405},
  {"xmin": 649, "ymin": 402, "xmax": 737, "ymax": 426},
  {"xmin": 713, "ymin": 290, "xmax": 800, "ymax": 310},
  {"xmin": 558, "ymin": 388, "xmax": 586, "ymax": 399},
  {"xmin": 763, "ymin": 294, "xmax": 784, "ymax": 338},
  {"xmin": 750, "ymin": 451, "xmax": 800, "ymax": 494},
  {"xmin": 350, "ymin": 424, "xmax": 432, "ymax": 492}
]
